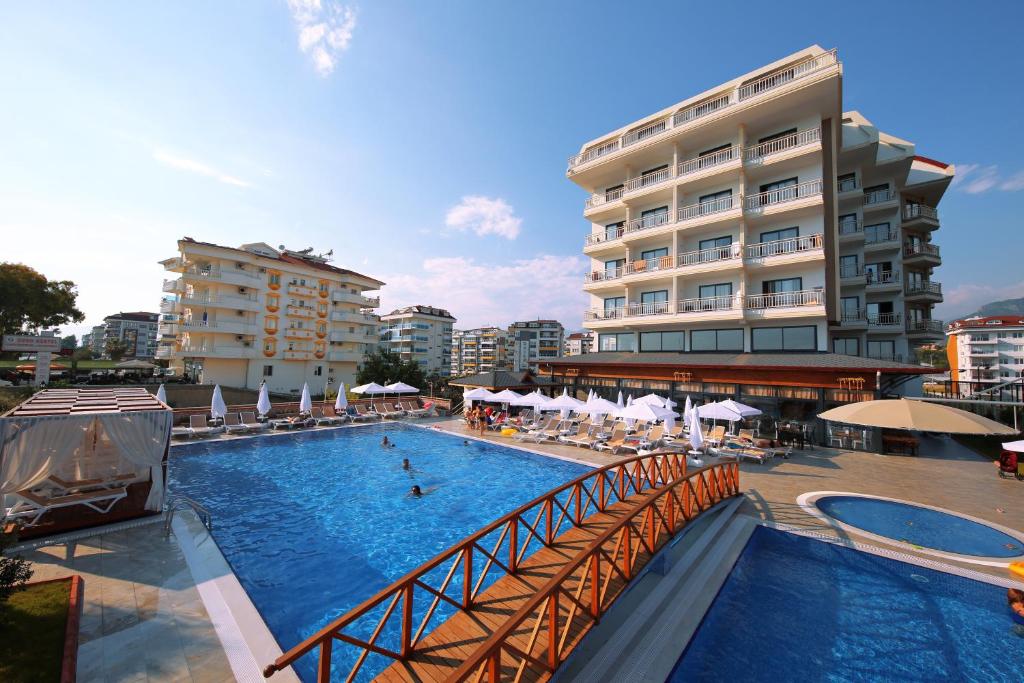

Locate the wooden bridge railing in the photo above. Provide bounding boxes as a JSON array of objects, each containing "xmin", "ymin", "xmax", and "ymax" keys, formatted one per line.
[
  {"xmin": 452, "ymin": 460, "xmax": 740, "ymax": 682},
  {"xmin": 263, "ymin": 451, "xmax": 689, "ymax": 681}
]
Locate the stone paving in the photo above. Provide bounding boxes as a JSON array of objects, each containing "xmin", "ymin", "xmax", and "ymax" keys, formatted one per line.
[{"xmin": 21, "ymin": 522, "xmax": 233, "ymax": 682}]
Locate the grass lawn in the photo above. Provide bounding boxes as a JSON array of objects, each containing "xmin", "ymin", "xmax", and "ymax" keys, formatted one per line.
[{"xmin": 0, "ymin": 579, "xmax": 70, "ymax": 682}]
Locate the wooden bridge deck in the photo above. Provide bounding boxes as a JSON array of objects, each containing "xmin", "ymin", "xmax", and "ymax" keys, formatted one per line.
[{"xmin": 376, "ymin": 494, "xmax": 648, "ymax": 683}]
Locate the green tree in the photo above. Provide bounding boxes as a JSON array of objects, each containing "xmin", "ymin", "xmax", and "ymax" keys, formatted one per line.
[
  {"xmin": 356, "ymin": 348, "xmax": 426, "ymax": 388},
  {"xmin": 60, "ymin": 334, "xmax": 77, "ymax": 351},
  {"xmin": 0, "ymin": 263, "xmax": 84, "ymax": 337},
  {"xmin": 70, "ymin": 346, "xmax": 93, "ymax": 376},
  {"xmin": 105, "ymin": 339, "xmax": 127, "ymax": 362}
]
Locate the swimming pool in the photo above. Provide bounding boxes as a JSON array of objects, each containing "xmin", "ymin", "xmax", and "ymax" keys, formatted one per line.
[
  {"xmin": 168, "ymin": 424, "xmax": 589, "ymax": 681},
  {"xmin": 670, "ymin": 526, "xmax": 1022, "ymax": 682},
  {"xmin": 807, "ymin": 493, "xmax": 1024, "ymax": 561}
]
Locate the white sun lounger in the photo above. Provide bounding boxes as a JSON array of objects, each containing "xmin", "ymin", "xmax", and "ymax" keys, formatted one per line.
[
  {"xmin": 223, "ymin": 413, "xmax": 251, "ymax": 434},
  {"xmin": 310, "ymin": 407, "xmax": 343, "ymax": 425},
  {"xmin": 6, "ymin": 487, "xmax": 129, "ymax": 527},
  {"xmin": 239, "ymin": 412, "xmax": 268, "ymax": 430}
]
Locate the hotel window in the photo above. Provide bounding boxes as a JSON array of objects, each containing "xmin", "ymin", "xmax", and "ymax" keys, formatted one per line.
[
  {"xmin": 605, "ymin": 184, "xmax": 623, "ymax": 201},
  {"xmin": 268, "ymin": 272, "xmax": 281, "ymax": 286},
  {"xmin": 757, "ymin": 127, "xmax": 797, "ymax": 149},
  {"xmin": 758, "ymin": 177, "xmax": 799, "ymax": 200},
  {"xmin": 690, "ymin": 328, "xmax": 744, "ymax": 352},
  {"xmin": 640, "ymin": 290, "xmax": 669, "ymax": 313},
  {"xmin": 763, "ymin": 277, "xmax": 802, "ymax": 294},
  {"xmin": 867, "ymin": 340, "xmax": 896, "ymax": 360},
  {"xmin": 838, "ymin": 173, "xmax": 857, "ymax": 192},
  {"xmin": 699, "ymin": 235, "xmax": 732, "ymax": 251},
  {"xmin": 604, "ymin": 258, "xmax": 625, "ymax": 276},
  {"xmin": 698, "ymin": 189, "xmax": 732, "ymax": 212},
  {"xmin": 864, "ymin": 183, "xmax": 889, "ymax": 197},
  {"xmin": 640, "ymin": 164, "xmax": 668, "ymax": 184},
  {"xmin": 866, "ymin": 301, "xmax": 894, "ymax": 321},
  {"xmin": 841, "ymin": 296, "xmax": 860, "ymax": 319},
  {"xmin": 840, "ymin": 255, "xmax": 859, "ymax": 278},
  {"xmin": 640, "ymin": 205, "xmax": 669, "ymax": 228},
  {"xmin": 698, "ymin": 143, "xmax": 732, "ymax": 167},
  {"xmin": 699, "ymin": 282, "xmax": 732, "ymax": 299},
  {"xmin": 864, "ymin": 222, "xmax": 892, "ymax": 244},
  {"xmin": 759, "ymin": 226, "xmax": 799, "ymax": 243},
  {"xmin": 599, "ymin": 332, "xmax": 635, "ymax": 352},
  {"xmin": 314, "ymin": 365, "xmax": 323, "ymax": 376},
  {"xmin": 262, "ymin": 365, "xmax": 273, "ymax": 376},
  {"xmin": 838, "ymin": 213, "xmax": 859, "ymax": 234},
  {"xmin": 604, "ymin": 296, "xmax": 625, "ymax": 314},
  {"xmin": 907, "ymin": 271, "xmax": 927, "ymax": 289},
  {"xmin": 605, "ymin": 221, "xmax": 624, "ymax": 241},
  {"xmin": 640, "ymin": 331, "xmax": 685, "ymax": 352},
  {"xmin": 865, "ymin": 261, "xmax": 893, "ymax": 282},
  {"xmin": 639, "ymin": 247, "xmax": 669, "ymax": 262},
  {"xmin": 751, "ymin": 325, "xmax": 817, "ymax": 351},
  {"xmin": 833, "ymin": 338, "xmax": 859, "ymax": 355}
]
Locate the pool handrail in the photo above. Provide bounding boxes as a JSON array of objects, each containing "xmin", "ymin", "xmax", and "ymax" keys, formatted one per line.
[
  {"xmin": 451, "ymin": 460, "xmax": 741, "ymax": 682},
  {"xmin": 262, "ymin": 450, "xmax": 688, "ymax": 680}
]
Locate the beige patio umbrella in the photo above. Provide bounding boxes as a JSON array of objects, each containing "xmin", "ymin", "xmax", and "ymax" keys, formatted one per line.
[{"xmin": 818, "ymin": 399, "xmax": 1016, "ymax": 435}]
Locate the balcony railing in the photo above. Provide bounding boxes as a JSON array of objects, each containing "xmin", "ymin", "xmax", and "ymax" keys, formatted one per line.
[
  {"xmin": 866, "ymin": 351, "xmax": 903, "ymax": 362},
  {"xmin": 743, "ymin": 178, "xmax": 823, "ymax": 210},
  {"xmin": 840, "ymin": 264, "xmax": 864, "ymax": 279},
  {"xmin": 863, "ymin": 188, "xmax": 896, "ymax": 206},
  {"xmin": 866, "ymin": 270, "xmax": 900, "ymax": 286},
  {"xmin": 678, "ymin": 195, "xmax": 736, "ymax": 222},
  {"xmin": 286, "ymin": 305, "xmax": 316, "ymax": 317},
  {"xmin": 162, "ymin": 279, "xmax": 182, "ymax": 293},
  {"xmin": 838, "ymin": 218, "xmax": 863, "ymax": 236},
  {"xmin": 677, "ymin": 146, "xmax": 738, "ymax": 177},
  {"xmin": 907, "ymin": 320, "xmax": 944, "ymax": 334},
  {"xmin": 568, "ymin": 49, "xmax": 838, "ymax": 170},
  {"xmin": 678, "ymin": 244, "xmax": 739, "ymax": 268},
  {"xmin": 626, "ymin": 210, "xmax": 673, "ymax": 234},
  {"xmin": 584, "ymin": 224, "xmax": 625, "ymax": 247},
  {"xmin": 864, "ymin": 227, "xmax": 900, "ymax": 245},
  {"xmin": 837, "ymin": 177, "xmax": 858, "ymax": 193},
  {"xmin": 678, "ymin": 295, "xmax": 739, "ymax": 314},
  {"xmin": 584, "ymin": 245, "xmax": 740, "ymax": 283},
  {"xmin": 745, "ymin": 234, "xmax": 822, "ymax": 259},
  {"xmin": 903, "ymin": 204, "xmax": 938, "ymax": 221},
  {"xmin": 584, "ymin": 186, "xmax": 625, "ymax": 210},
  {"xmin": 840, "ymin": 309, "xmax": 866, "ymax": 324},
  {"xmin": 625, "ymin": 166, "xmax": 673, "ymax": 194},
  {"xmin": 904, "ymin": 242, "xmax": 940, "ymax": 259},
  {"xmin": 743, "ymin": 127, "xmax": 821, "ymax": 162},
  {"xmin": 905, "ymin": 281, "xmax": 942, "ymax": 297},
  {"xmin": 625, "ymin": 254, "xmax": 675, "ymax": 276},
  {"xmin": 867, "ymin": 312, "xmax": 902, "ymax": 326},
  {"xmin": 746, "ymin": 289, "xmax": 824, "ymax": 309}
]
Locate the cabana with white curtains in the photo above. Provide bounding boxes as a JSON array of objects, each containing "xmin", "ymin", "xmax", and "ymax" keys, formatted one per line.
[{"xmin": 0, "ymin": 409, "xmax": 173, "ymax": 515}]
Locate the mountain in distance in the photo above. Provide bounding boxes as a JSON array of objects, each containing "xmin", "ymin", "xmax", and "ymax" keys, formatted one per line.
[{"xmin": 963, "ymin": 297, "xmax": 1024, "ymax": 319}]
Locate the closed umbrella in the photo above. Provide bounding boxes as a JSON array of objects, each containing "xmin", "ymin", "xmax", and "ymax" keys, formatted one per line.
[
  {"xmin": 257, "ymin": 383, "xmax": 272, "ymax": 417},
  {"xmin": 624, "ymin": 394, "xmax": 635, "ymax": 427},
  {"xmin": 817, "ymin": 399, "xmax": 1015, "ymax": 435},
  {"xmin": 664, "ymin": 396, "xmax": 677, "ymax": 432},
  {"xmin": 210, "ymin": 384, "xmax": 227, "ymax": 420},
  {"xmin": 335, "ymin": 383, "xmax": 348, "ymax": 413},
  {"xmin": 617, "ymin": 391, "xmax": 624, "ymax": 409},
  {"xmin": 155, "ymin": 384, "xmax": 167, "ymax": 404},
  {"xmin": 683, "ymin": 396, "xmax": 693, "ymax": 423},
  {"xmin": 299, "ymin": 382, "xmax": 313, "ymax": 414},
  {"xmin": 688, "ymin": 407, "xmax": 704, "ymax": 451}
]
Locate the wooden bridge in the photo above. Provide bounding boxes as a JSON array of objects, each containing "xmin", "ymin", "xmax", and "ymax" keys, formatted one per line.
[{"xmin": 263, "ymin": 454, "xmax": 740, "ymax": 682}]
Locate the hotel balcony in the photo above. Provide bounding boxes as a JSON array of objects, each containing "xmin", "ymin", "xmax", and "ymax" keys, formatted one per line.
[
  {"xmin": 154, "ymin": 346, "xmax": 173, "ymax": 360},
  {"xmin": 327, "ymin": 350, "xmax": 365, "ymax": 363},
  {"xmin": 162, "ymin": 278, "xmax": 183, "ymax": 293},
  {"xmin": 742, "ymin": 127, "xmax": 821, "ymax": 166},
  {"xmin": 282, "ymin": 349, "xmax": 313, "ymax": 361},
  {"xmin": 175, "ymin": 319, "xmax": 257, "ymax": 336},
  {"xmin": 742, "ymin": 178, "xmax": 823, "ymax": 217},
  {"xmin": 180, "ymin": 265, "xmax": 261, "ymax": 288},
  {"xmin": 583, "ymin": 246, "xmax": 741, "ymax": 290},
  {"xmin": 287, "ymin": 283, "xmax": 318, "ymax": 297},
  {"xmin": 839, "ymin": 264, "xmax": 866, "ymax": 287},
  {"xmin": 567, "ymin": 49, "xmax": 839, "ymax": 173},
  {"xmin": 837, "ymin": 176, "xmax": 859, "ymax": 199},
  {"xmin": 283, "ymin": 328, "xmax": 316, "ymax": 340},
  {"xmin": 903, "ymin": 242, "xmax": 941, "ymax": 267},
  {"xmin": 178, "ymin": 292, "xmax": 261, "ymax": 312},
  {"xmin": 866, "ymin": 312, "xmax": 902, "ymax": 333},
  {"xmin": 744, "ymin": 289, "xmax": 825, "ymax": 319},
  {"xmin": 331, "ymin": 290, "xmax": 380, "ymax": 307},
  {"xmin": 902, "ymin": 204, "xmax": 940, "ymax": 230},
  {"xmin": 286, "ymin": 305, "xmax": 316, "ymax": 319},
  {"xmin": 584, "ymin": 295, "xmax": 744, "ymax": 328},
  {"xmin": 835, "ymin": 310, "xmax": 868, "ymax": 329},
  {"xmin": 865, "ymin": 269, "xmax": 901, "ymax": 292},
  {"xmin": 179, "ymin": 344, "xmax": 258, "ymax": 359},
  {"xmin": 161, "ymin": 256, "xmax": 186, "ymax": 272},
  {"xmin": 838, "ymin": 218, "xmax": 863, "ymax": 242},
  {"xmin": 863, "ymin": 227, "xmax": 900, "ymax": 252},
  {"xmin": 329, "ymin": 310, "xmax": 378, "ymax": 324},
  {"xmin": 331, "ymin": 330, "xmax": 373, "ymax": 343},
  {"xmin": 159, "ymin": 298, "xmax": 178, "ymax": 314},
  {"xmin": 906, "ymin": 319, "xmax": 945, "ymax": 338},
  {"xmin": 862, "ymin": 188, "xmax": 899, "ymax": 212},
  {"xmin": 904, "ymin": 281, "xmax": 943, "ymax": 303},
  {"xmin": 744, "ymin": 233, "xmax": 823, "ymax": 267}
]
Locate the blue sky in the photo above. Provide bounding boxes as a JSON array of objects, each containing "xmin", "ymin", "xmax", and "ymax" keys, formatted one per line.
[{"xmin": 2, "ymin": 1, "xmax": 1022, "ymax": 340}]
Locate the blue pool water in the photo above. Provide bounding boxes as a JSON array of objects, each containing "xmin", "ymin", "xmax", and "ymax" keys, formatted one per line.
[
  {"xmin": 669, "ymin": 527, "xmax": 1022, "ymax": 682},
  {"xmin": 168, "ymin": 424, "xmax": 589, "ymax": 681},
  {"xmin": 816, "ymin": 495, "xmax": 1023, "ymax": 558}
]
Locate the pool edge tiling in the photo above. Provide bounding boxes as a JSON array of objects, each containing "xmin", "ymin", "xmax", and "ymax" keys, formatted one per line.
[{"xmin": 797, "ymin": 491, "xmax": 1024, "ymax": 567}]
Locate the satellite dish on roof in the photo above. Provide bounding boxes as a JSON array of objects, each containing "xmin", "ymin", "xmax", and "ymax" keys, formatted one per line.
[{"xmin": 278, "ymin": 244, "xmax": 286, "ymax": 250}]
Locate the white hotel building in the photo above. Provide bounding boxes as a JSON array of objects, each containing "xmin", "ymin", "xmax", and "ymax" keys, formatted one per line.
[
  {"xmin": 379, "ymin": 305, "xmax": 456, "ymax": 377},
  {"xmin": 570, "ymin": 46, "xmax": 951, "ymax": 363},
  {"xmin": 157, "ymin": 239, "xmax": 383, "ymax": 394}
]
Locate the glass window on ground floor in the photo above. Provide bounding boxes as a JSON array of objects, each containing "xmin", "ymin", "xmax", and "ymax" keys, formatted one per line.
[
  {"xmin": 690, "ymin": 328, "xmax": 744, "ymax": 352},
  {"xmin": 867, "ymin": 340, "xmax": 896, "ymax": 360},
  {"xmin": 751, "ymin": 325, "xmax": 817, "ymax": 351},
  {"xmin": 832, "ymin": 338, "xmax": 859, "ymax": 355},
  {"xmin": 599, "ymin": 332, "xmax": 635, "ymax": 352},
  {"xmin": 639, "ymin": 331, "xmax": 685, "ymax": 352}
]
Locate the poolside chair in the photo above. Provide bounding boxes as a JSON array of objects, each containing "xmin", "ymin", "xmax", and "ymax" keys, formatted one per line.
[
  {"xmin": 324, "ymin": 406, "xmax": 350, "ymax": 424},
  {"xmin": 712, "ymin": 441, "xmax": 772, "ymax": 464},
  {"xmin": 706, "ymin": 426, "xmax": 726, "ymax": 447},
  {"xmin": 223, "ymin": 413, "xmax": 250, "ymax": 434},
  {"xmin": 737, "ymin": 429, "xmax": 756, "ymax": 443},
  {"xmin": 663, "ymin": 424, "xmax": 685, "ymax": 442},
  {"xmin": 310, "ymin": 407, "xmax": 343, "ymax": 426},
  {"xmin": 45, "ymin": 472, "xmax": 138, "ymax": 495},
  {"xmin": 537, "ymin": 419, "xmax": 568, "ymax": 442},
  {"xmin": 515, "ymin": 416, "xmax": 557, "ymax": 442},
  {"xmin": 189, "ymin": 414, "xmax": 222, "ymax": 438},
  {"xmin": 171, "ymin": 422, "xmax": 193, "ymax": 439},
  {"xmin": 400, "ymin": 400, "xmax": 429, "ymax": 417},
  {"xmin": 558, "ymin": 418, "xmax": 590, "ymax": 443},
  {"xmin": 566, "ymin": 424, "xmax": 603, "ymax": 449},
  {"xmin": 6, "ymin": 486, "xmax": 129, "ymax": 527},
  {"xmin": 637, "ymin": 425, "xmax": 665, "ymax": 450},
  {"xmin": 239, "ymin": 411, "xmax": 269, "ymax": 430},
  {"xmin": 270, "ymin": 414, "xmax": 312, "ymax": 430},
  {"xmin": 352, "ymin": 404, "xmax": 379, "ymax": 421},
  {"xmin": 371, "ymin": 401, "xmax": 404, "ymax": 419},
  {"xmin": 486, "ymin": 412, "xmax": 509, "ymax": 431},
  {"xmin": 595, "ymin": 426, "xmax": 628, "ymax": 452}
]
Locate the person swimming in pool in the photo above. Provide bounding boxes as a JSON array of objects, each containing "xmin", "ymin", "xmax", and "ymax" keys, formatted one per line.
[
  {"xmin": 410, "ymin": 484, "xmax": 421, "ymax": 496},
  {"xmin": 402, "ymin": 458, "xmax": 411, "ymax": 470},
  {"xmin": 463, "ymin": 440, "xmax": 470, "ymax": 446},
  {"xmin": 382, "ymin": 435, "xmax": 396, "ymax": 448}
]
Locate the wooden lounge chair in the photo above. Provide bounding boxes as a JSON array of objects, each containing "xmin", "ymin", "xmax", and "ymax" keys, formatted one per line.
[
  {"xmin": 371, "ymin": 401, "xmax": 403, "ymax": 419},
  {"xmin": 352, "ymin": 405, "xmax": 379, "ymax": 421},
  {"xmin": 239, "ymin": 411, "xmax": 268, "ymax": 430},
  {"xmin": 636, "ymin": 425, "xmax": 665, "ymax": 450},
  {"xmin": 223, "ymin": 413, "xmax": 250, "ymax": 434},
  {"xmin": 189, "ymin": 414, "xmax": 222, "ymax": 438},
  {"xmin": 558, "ymin": 419, "xmax": 591, "ymax": 443},
  {"xmin": 6, "ymin": 486, "xmax": 129, "ymax": 527},
  {"xmin": 663, "ymin": 424, "xmax": 686, "ymax": 441},
  {"xmin": 400, "ymin": 400, "xmax": 429, "ymax": 417},
  {"xmin": 565, "ymin": 424, "xmax": 602, "ymax": 448},
  {"xmin": 595, "ymin": 426, "xmax": 628, "ymax": 452},
  {"xmin": 706, "ymin": 426, "xmax": 726, "ymax": 447}
]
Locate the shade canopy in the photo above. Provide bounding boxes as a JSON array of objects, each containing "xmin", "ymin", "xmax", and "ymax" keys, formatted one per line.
[
  {"xmin": 1002, "ymin": 440, "xmax": 1024, "ymax": 453},
  {"xmin": 490, "ymin": 389, "xmax": 522, "ymax": 404},
  {"xmin": 210, "ymin": 384, "xmax": 227, "ymax": 419},
  {"xmin": 299, "ymin": 383, "xmax": 313, "ymax": 414},
  {"xmin": 615, "ymin": 402, "xmax": 678, "ymax": 422},
  {"xmin": 335, "ymin": 383, "xmax": 348, "ymax": 412},
  {"xmin": 116, "ymin": 359, "xmax": 158, "ymax": 370},
  {"xmin": 586, "ymin": 396, "xmax": 621, "ymax": 417},
  {"xmin": 511, "ymin": 390, "xmax": 550, "ymax": 410},
  {"xmin": 385, "ymin": 382, "xmax": 420, "ymax": 394},
  {"xmin": 463, "ymin": 387, "xmax": 496, "ymax": 401},
  {"xmin": 634, "ymin": 393, "xmax": 667, "ymax": 407},
  {"xmin": 546, "ymin": 389, "xmax": 586, "ymax": 410},
  {"xmin": 818, "ymin": 399, "xmax": 1016, "ymax": 435},
  {"xmin": 717, "ymin": 399, "xmax": 762, "ymax": 418},
  {"xmin": 257, "ymin": 383, "xmax": 272, "ymax": 416},
  {"xmin": 351, "ymin": 382, "xmax": 387, "ymax": 395},
  {"xmin": 696, "ymin": 401, "xmax": 745, "ymax": 422}
]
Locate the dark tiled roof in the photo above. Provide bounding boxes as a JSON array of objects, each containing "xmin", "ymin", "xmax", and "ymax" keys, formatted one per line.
[
  {"xmin": 105, "ymin": 312, "xmax": 159, "ymax": 322},
  {"xmin": 543, "ymin": 352, "xmax": 930, "ymax": 373},
  {"xmin": 384, "ymin": 305, "xmax": 455, "ymax": 319},
  {"xmin": 949, "ymin": 316, "xmax": 1024, "ymax": 330},
  {"xmin": 449, "ymin": 371, "xmax": 556, "ymax": 389}
]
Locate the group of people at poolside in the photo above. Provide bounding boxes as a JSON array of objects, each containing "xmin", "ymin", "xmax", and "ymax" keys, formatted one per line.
[{"xmin": 466, "ymin": 404, "xmax": 495, "ymax": 435}]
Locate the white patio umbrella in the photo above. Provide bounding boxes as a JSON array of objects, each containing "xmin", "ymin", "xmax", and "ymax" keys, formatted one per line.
[
  {"xmin": 385, "ymin": 382, "xmax": 420, "ymax": 394},
  {"xmin": 635, "ymin": 393, "xmax": 667, "ymax": 407},
  {"xmin": 299, "ymin": 382, "xmax": 313, "ymax": 414},
  {"xmin": 718, "ymin": 399, "xmax": 762, "ymax": 418},
  {"xmin": 257, "ymin": 383, "xmax": 272, "ymax": 417},
  {"xmin": 351, "ymin": 382, "xmax": 387, "ymax": 395},
  {"xmin": 511, "ymin": 391, "xmax": 551, "ymax": 421},
  {"xmin": 688, "ymin": 406, "xmax": 705, "ymax": 451},
  {"xmin": 586, "ymin": 396, "xmax": 620, "ymax": 421},
  {"xmin": 547, "ymin": 388, "xmax": 586, "ymax": 418},
  {"xmin": 696, "ymin": 401, "xmax": 746, "ymax": 422},
  {"xmin": 335, "ymin": 383, "xmax": 348, "ymax": 413},
  {"xmin": 615, "ymin": 402, "xmax": 678, "ymax": 423},
  {"xmin": 210, "ymin": 384, "xmax": 227, "ymax": 420},
  {"xmin": 1003, "ymin": 440, "xmax": 1024, "ymax": 453},
  {"xmin": 155, "ymin": 383, "xmax": 167, "ymax": 404},
  {"xmin": 490, "ymin": 389, "xmax": 522, "ymax": 412},
  {"xmin": 463, "ymin": 387, "xmax": 496, "ymax": 408}
]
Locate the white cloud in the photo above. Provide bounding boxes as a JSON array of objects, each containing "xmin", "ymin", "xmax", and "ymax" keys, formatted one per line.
[
  {"xmin": 287, "ymin": 0, "xmax": 357, "ymax": 76},
  {"xmin": 444, "ymin": 196, "xmax": 522, "ymax": 240},
  {"xmin": 380, "ymin": 254, "xmax": 588, "ymax": 328},
  {"xmin": 950, "ymin": 163, "xmax": 1024, "ymax": 194},
  {"xmin": 937, "ymin": 279, "xmax": 1024, "ymax": 320},
  {"xmin": 152, "ymin": 150, "xmax": 251, "ymax": 188}
]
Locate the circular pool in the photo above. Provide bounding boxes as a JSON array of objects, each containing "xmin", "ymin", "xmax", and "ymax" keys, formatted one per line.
[{"xmin": 797, "ymin": 492, "xmax": 1024, "ymax": 565}]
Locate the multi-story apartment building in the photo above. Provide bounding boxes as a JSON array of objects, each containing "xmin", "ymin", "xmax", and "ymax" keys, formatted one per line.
[
  {"xmin": 103, "ymin": 312, "xmax": 160, "ymax": 358},
  {"xmin": 507, "ymin": 320, "xmax": 564, "ymax": 371},
  {"xmin": 157, "ymin": 239, "xmax": 383, "ymax": 393},
  {"xmin": 564, "ymin": 331, "xmax": 596, "ymax": 356},
  {"xmin": 570, "ymin": 46, "xmax": 951, "ymax": 362},
  {"xmin": 947, "ymin": 316, "xmax": 1024, "ymax": 395},
  {"xmin": 379, "ymin": 305, "xmax": 456, "ymax": 377},
  {"xmin": 450, "ymin": 327, "xmax": 509, "ymax": 377}
]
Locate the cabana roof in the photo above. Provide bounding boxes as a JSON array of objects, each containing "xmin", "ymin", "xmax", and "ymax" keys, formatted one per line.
[
  {"xmin": 449, "ymin": 371, "xmax": 557, "ymax": 392},
  {"xmin": 4, "ymin": 388, "xmax": 167, "ymax": 417}
]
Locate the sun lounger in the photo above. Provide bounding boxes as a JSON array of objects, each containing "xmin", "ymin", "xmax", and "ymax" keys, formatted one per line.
[
  {"xmin": 46, "ymin": 473, "xmax": 138, "ymax": 494},
  {"xmin": 706, "ymin": 426, "xmax": 726, "ymax": 447},
  {"xmin": 565, "ymin": 424, "xmax": 602, "ymax": 448},
  {"xmin": 239, "ymin": 412, "xmax": 268, "ymax": 430},
  {"xmin": 270, "ymin": 415, "xmax": 313, "ymax": 429},
  {"xmin": 223, "ymin": 413, "xmax": 250, "ymax": 434},
  {"xmin": 713, "ymin": 441, "xmax": 772, "ymax": 463},
  {"xmin": 310, "ymin": 407, "xmax": 343, "ymax": 426},
  {"xmin": 186, "ymin": 414, "xmax": 223, "ymax": 438},
  {"xmin": 6, "ymin": 486, "xmax": 129, "ymax": 527},
  {"xmin": 558, "ymin": 418, "xmax": 591, "ymax": 443},
  {"xmin": 635, "ymin": 425, "xmax": 665, "ymax": 451},
  {"xmin": 595, "ymin": 426, "xmax": 628, "ymax": 452},
  {"xmin": 171, "ymin": 424, "xmax": 193, "ymax": 439},
  {"xmin": 371, "ymin": 401, "xmax": 404, "ymax": 419},
  {"xmin": 351, "ymin": 405, "xmax": 379, "ymax": 421},
  {"xmin": 400, "ymin": 400, "xmax": 430, "ymax": 417},
  {"xmin": 515, "ymin": 417, "xmax": 557, "ymax": 442}
]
